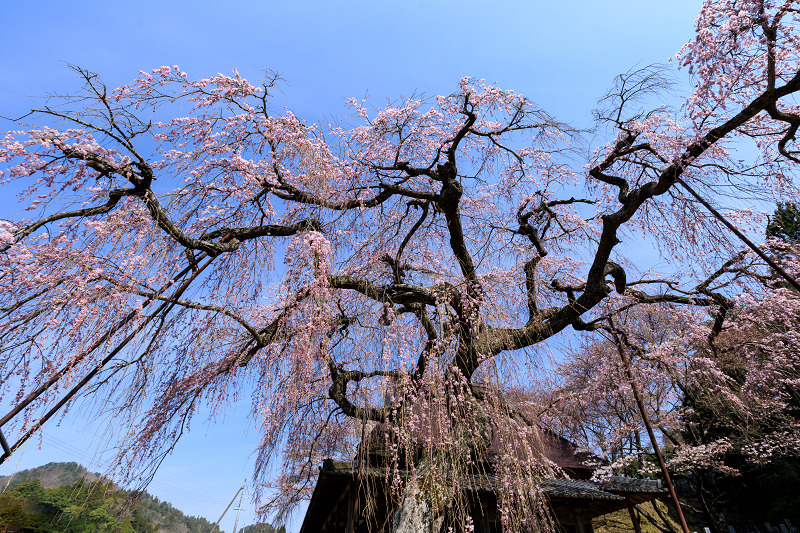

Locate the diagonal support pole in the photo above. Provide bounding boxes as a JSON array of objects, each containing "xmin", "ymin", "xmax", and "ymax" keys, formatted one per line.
[
  {"xmin": 675, "ymin": 176, "xmax": 800, "ymax": 293},
  {"xmin": 607, "ymin": 317, "xmax": 690, "ymax": 533}
]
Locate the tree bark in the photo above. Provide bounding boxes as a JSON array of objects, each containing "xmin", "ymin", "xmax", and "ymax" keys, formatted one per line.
[{"xmin": 392, "ymin": 482, "xmax": 445, "ymax": 533}]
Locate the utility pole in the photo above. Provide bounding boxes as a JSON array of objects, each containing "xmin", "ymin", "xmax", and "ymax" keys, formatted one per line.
[
  {"xmin": 232, "ymin": 483, "xmax": 245, "ymax": 533},
  {"xmin": 213, "ymin": 479, "xmax": 246, "ymax": 533}
]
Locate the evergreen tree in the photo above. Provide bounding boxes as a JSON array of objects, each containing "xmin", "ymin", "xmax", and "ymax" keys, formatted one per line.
[{"xmin": 767, "ymin": 202, "xmax": 800, "ymax": 243}]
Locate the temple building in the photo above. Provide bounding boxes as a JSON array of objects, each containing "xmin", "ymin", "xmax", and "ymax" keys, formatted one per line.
[{"xmin": 299, "ymin": 423, "xmax": 667, "ymax": 533}]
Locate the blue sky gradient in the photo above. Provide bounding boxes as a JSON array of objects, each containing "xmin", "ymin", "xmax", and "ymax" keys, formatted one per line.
[{"xmin": 1, "ymin": 1, "xmax": 701, "ymax": 531}]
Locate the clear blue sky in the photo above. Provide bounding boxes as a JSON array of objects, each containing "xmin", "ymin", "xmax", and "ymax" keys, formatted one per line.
[{"xmin": 0, "ymin": 1, "xmax": 700, "ymax": 531}]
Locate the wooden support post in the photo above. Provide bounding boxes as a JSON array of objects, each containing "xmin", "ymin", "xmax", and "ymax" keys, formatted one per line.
[
  {"xmin": 0, "ymin": 428, "xmax": 10, "ymax": 460},
  {"xmin": 628, "ymin": 506, "xmax": 642, "ymax": 533},
  {"xmin": 574, "ymin": 509, "xmax": 587, "ymax": 533},
  {"xmin": 346, "ymin": 480, "xmax": 356, "ymax": 533}
]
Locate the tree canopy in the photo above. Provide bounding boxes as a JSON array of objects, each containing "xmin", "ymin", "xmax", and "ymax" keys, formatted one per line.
[{"xmin": 1, "ymin": 1, "xmax": 800, "ymax": 531}]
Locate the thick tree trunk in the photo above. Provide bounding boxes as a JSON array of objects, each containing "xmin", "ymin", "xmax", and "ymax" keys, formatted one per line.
[
  {"xmin": 390, "ymin": 388, "xmax": 492, "ymax": 533},
  {"xmin": 390, "ymin": 458, "xmax": 451, "ymax": 533},
  {"xmin": 392, "ymin": 487, "xmax": 445, "ymax": 533}
]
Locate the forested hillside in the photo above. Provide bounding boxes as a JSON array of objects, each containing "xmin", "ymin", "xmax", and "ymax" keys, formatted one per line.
[{"xmin": 0, "ymin": 462, "xmax": 266, "ymax": 532}]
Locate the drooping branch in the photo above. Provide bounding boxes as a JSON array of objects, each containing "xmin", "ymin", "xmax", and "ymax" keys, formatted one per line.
[
  {"xmin": 3, "ymin": 187, "xmax": 136, "ymax": 251},
  {"xmin": 0, "ymin": 255, "xmax": 215, "ymax": 463}
]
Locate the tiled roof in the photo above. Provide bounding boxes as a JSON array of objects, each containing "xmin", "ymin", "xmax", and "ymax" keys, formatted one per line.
[
  {"xmin": 603, "ymin": 475, "xmax": 664, "ymax": 493},
  {"xmin": 300, "ymin": 461, "xmax": 668, "ymax": 532},
  {"xmin": 319, "ymin": 459, "xmax": 665, "ymax": 500}
]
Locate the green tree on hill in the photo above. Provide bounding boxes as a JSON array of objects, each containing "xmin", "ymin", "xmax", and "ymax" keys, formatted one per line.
[
  {"xmin": 0, "ymin": 478, "xmax": 157, "ymax": 532},
  {"xmin": 767, "ymin": 202, "xmax": 800, "ymax": 244}
]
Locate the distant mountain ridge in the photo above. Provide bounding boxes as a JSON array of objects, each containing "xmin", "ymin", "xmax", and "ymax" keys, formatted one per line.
[
  {"xmin": 0, "ymin": 461, "xmax": 233, "ymax": 532},
  {"xmin": 0, "ymin": 461, "xmax": 105, "ymax": 490}
]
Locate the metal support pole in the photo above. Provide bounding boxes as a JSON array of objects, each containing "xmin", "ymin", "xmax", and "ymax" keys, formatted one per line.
[
  {"xmin": 675, "ymin": 176, "xmax": 800, "ymax": 293},
  {"xmin": 608, "ymin": 317, "xmax": 690, "ymax": 533}
]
